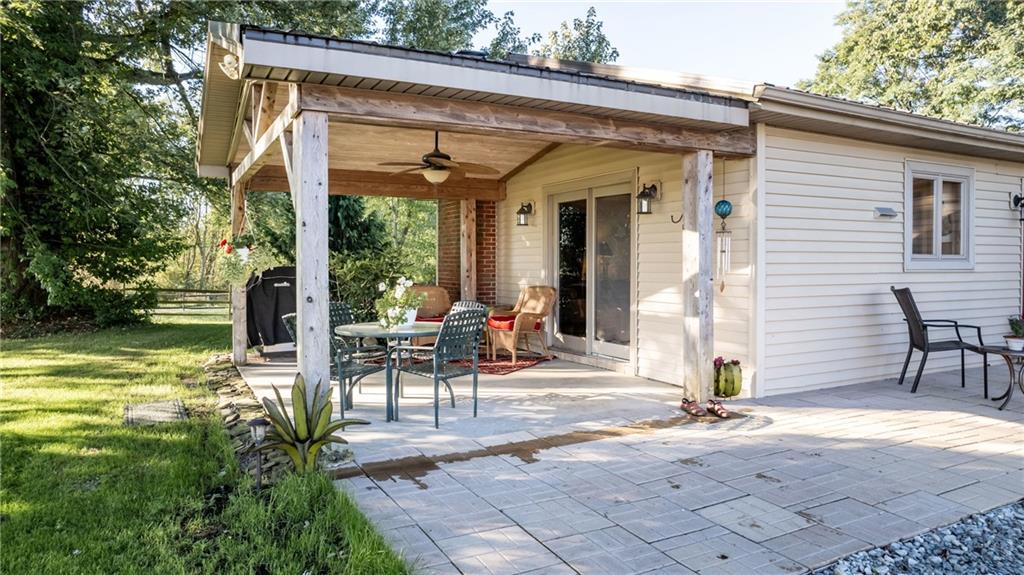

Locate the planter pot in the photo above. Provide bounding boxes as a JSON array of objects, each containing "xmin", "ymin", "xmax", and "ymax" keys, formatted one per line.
[
  {"xmin": 1005, "ymin": 336, "xmax": 1024, "ymax": 351},
  {"xmin": 715, "ymin": 364, "xmax": 742, "ymax": 398},
  {"xmin": 401, "ymin": 308, "xmax": 418, "ymax": 327}
]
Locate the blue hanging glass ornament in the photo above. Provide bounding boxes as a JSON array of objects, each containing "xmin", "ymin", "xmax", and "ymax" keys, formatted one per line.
[{"xmin": 714, "ymin": 199, "xmax": 733, "ymax": 220}]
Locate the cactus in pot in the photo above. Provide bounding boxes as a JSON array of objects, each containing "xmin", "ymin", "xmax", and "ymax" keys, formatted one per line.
[{"xmin": 714, "ymin": 356, "xmax": 742, "ymax": 398}]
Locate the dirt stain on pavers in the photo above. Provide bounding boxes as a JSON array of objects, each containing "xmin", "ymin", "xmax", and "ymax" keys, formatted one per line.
[{"xmin": 334, "ymin": 410, "xmax": 754, "ymax": 489}]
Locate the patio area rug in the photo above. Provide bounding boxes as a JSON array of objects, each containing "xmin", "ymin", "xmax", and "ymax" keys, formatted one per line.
[{"xmin": 452, "ymin": 354, "xmax": 550, "ymax": 376}]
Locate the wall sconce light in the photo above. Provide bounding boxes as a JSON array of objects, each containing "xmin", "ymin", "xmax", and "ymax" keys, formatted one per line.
[
  {"xmin": 516, "ymin": 202, "xmax": 533, "ymax": 226},
  {"xmin": 874, "ymin": 207, "xmax": 898, "ymax": 219},
  {"xmin": 1012, "ymin": 193, "xmax": 1024, "ymax": 222},
  {"xmin": 637, "ymin": 183, "xmax": 659, "ymax": 215}
]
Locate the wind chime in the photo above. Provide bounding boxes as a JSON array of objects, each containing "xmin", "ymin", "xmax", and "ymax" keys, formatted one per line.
[{"xmin": 714, "ymin": 196, "xmax": 733, "ymax": 293}]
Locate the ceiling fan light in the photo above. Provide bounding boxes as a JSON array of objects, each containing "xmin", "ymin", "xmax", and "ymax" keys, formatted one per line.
[{"xmin": 422, "ymin": 168, "xmax": 450, "ymax": 184}]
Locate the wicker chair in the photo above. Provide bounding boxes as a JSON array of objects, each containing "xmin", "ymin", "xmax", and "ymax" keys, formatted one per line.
[
  {"xmin": 487, "ymin": 286, "xmax": 556, "ymax": 364},
  {"xmin": 891, "ymin": 286, "xmax": 987, "ymax": 396},
  {"xmin": 386, "ymin": 308, "xmax": 487, "ymax": 428}
]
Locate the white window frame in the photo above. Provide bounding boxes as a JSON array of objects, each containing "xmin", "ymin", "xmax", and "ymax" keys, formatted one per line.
[{"xmin": 904, "ymin": 160, "xmax": 975, "ymax": 271}]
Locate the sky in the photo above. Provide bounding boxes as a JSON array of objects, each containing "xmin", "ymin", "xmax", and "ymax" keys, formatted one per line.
[{"xmin": 474, "ymin": 1, "xmax": 847, "ymax": 88}]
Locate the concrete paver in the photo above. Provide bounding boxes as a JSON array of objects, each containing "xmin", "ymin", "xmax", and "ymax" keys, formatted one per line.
[{"xmin": 242, "ymin": 360, "xmax": 1023, "ymax": 574}]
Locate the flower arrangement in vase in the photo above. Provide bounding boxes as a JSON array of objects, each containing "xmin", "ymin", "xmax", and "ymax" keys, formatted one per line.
[{"xmin": 374, "ymin": 277, "xmax": 426, "ymax": 330}]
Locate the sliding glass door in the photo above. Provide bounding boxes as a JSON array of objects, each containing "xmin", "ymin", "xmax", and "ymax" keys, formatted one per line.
[{"xmin": 551, "ymin": 182, "xmax": 632, "ymax": 359}]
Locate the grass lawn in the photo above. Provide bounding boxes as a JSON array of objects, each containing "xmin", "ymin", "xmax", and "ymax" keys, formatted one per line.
[{"xmin": 1, "ymin": 315, "xmax": 408, "ymax": 574}]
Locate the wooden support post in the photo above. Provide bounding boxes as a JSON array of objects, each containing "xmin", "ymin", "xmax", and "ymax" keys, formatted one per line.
[
  {"xmin": 292, "ymin": 110, "xmax": 330, "ymax": 400},
  {"xmin": 681, "ymin": 150, "xmax": 714, "ymax": 401},
  {"xmin": 230, "ymin": 183, "xmax": 248, "ymax": 366},
  {"xmin": 460, "ymin": 199, "xmax": 477, "ymax": 301}
]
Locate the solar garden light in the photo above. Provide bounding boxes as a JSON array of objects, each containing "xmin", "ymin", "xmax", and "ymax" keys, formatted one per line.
[{"xmin": 248, "ymin": 417, "xmax": 269, "ymax": 490}]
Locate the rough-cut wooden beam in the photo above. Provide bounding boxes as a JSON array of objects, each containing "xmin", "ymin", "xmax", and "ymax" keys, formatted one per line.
[
  {"xmin": 292, "ymin": 110, "xmax": 331, "ymax": 401},
  {"xmin": 500, "ymin": 143, "xmax": 560, "ymax": 183},
  {"xmin": 230, "ymin": 182, "xmax": 247, "ymax": 366},
  {"xmin": 231, "ymin": 84, "xmax": 298, "ymax": 187},
  {"xmin": 227, "ymin": 79, "xmax": 255, "ymax": 167},
  {"xmin": 298, "ymin": 84, "xmax": 755, "ymax": 156},
  {"xmin": 681, "ymin": 150, "xmax": 714, "ymax": 402},
  {"xmin": 242, "ymin": 120, "xmax": 254, "ymax": 148},
  {"xmin": 248, "ymin": 166, "xmax": 506, "ymax": 201},
  {"xmin": 460, "ymin": 199, "xmax": 477, "ymax": 301},
  {"xmin": 255, "ymin": 81, "xmax": 279, "ymax": 139}
]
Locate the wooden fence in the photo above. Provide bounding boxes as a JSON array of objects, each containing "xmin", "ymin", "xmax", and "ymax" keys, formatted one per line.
[{"xmin": 151, "ymin": 288, "xmax": 230, "ymax": 316}]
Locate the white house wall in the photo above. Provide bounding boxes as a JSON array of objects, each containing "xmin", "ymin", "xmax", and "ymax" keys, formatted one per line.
[
  {"xmin": 761, "ymin": 126, "xmax": 1024, "ymax": 395},
  {"xmin": 496, "ymin": 144, "xmax": 754, "ymax": 389}
]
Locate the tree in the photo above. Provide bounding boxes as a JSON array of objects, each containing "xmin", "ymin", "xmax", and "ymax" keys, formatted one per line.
[
  {"xmin": 487, "ymin": 11, "xmax": 541, "ymax": 59},
  {"xmin": 533, "ymin": 6, "xmax": 619, "ymax": 63},
  {"xmin": 802, "ymin": 0, "xmax": 1023, "ymax": 130},
  {"xmin": 378, "ymin": 0, "xmax": 495, "ymax": 52}
]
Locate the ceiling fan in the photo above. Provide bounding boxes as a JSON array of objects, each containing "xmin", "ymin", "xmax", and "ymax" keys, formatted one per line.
[{"xmin": 378, "ymin": 131, "xmax": 499, "ymax": 184}]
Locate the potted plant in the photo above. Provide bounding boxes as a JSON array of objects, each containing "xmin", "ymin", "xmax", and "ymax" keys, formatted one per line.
[
  {"xmin": 217, "ymin": 235, "xmax": 280, "ymax": 287},
  {"xmin": 1006, "ymin": 315, "xmax": 1024, "ymax": 351},
  {"xmin": 375, "ymin": 277, "xmax": 426, "ymax": 330},
  {"xmin": 714, "ymin": 356, "xmax": 742, "ymax": 398}
]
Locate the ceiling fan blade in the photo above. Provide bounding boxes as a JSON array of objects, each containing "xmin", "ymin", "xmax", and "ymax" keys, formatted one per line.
[
  {"xmin": 378, "ymin": 161, "xmax": 426, "ymax": 167},
  {"xmin": 390, "ymin": 167, "xmax": 425, "ymax": 175},
  {"xmin": 454, "ymin": 162, "xmax": 500, "ymax": 175},
  {"xmin": 424, "ymin": 157, "xmax": 458, "ymax": 169}
]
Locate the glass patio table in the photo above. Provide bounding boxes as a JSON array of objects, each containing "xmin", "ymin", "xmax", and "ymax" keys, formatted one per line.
[
  {"xmin": 334, "ymin": 322, "xmax": 442, "ymax": 421},
  {"xmin": 978, "ymin": 345, "xmax": 1024, "ymax": 411}
]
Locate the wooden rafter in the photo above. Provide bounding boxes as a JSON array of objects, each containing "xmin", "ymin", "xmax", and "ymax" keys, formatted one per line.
[
  {"xmin": 231, "ymin": 84, "xmax": 298, "ymax": 186},
  {"xmin": 248, "ymin": 166, "xmax": 506, "ymax": 201},
  {"xmin": 298, "ymin": 84, "xmax": 756, "ymax": 156},
  {"xmin": 500, "ymin": 143, "xmax": 560, "ymax": 183}
]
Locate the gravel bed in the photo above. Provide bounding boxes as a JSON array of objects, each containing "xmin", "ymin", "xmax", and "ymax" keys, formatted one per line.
[{"xmin": 814, "ymin": 500, "xmax": 1024, "ymax": 575}]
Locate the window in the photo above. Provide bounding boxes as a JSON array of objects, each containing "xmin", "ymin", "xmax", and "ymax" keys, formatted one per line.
[{"xmin": 904, "ymin": 161, "xmax": 974, "ymax": 270}]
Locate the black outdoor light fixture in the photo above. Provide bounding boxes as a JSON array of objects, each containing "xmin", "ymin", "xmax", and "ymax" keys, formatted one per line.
[
  {"xmin": 1013, "ymin": 192, "xmax": 1024, "ymax": 222},
  {"xmin": 248, "ymin": 417, "xmax": 269, "ymax": 490},
  {"xmin": 516, "ymin": 202, "xmax": 534, "ymax": 226},
  {"xmin": 637, "ymin": 183, "xmax": 658, "ymax": 215}
]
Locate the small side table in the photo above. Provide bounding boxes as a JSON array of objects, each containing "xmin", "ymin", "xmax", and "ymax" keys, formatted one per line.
[{"xmin": 978, "ymin": 346, "xmax": 1024, "ymax": 410}]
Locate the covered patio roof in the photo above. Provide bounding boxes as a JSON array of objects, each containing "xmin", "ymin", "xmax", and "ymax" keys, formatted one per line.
[{"xmin": 200, "ymin": 21, "xmax": 736, "ymax": 402}]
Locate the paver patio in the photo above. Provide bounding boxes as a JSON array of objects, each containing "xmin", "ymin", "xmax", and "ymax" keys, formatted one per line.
[{"xmin": 239, "ymin": 358, "xmax": 1024, "ymax": 574}]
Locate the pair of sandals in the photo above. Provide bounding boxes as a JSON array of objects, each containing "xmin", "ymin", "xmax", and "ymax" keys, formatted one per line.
[{"xmin": 680, "ymin": 398, "xmax": 729, "ymax": 418}]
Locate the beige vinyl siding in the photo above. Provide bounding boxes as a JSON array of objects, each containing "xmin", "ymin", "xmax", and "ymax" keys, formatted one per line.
[
  {"xmin": 762, "ymin": 126, "xmax": 1023, "ymax": 395},
  {"xmin": 497, "ymin": 144, "xmax": 753, "ymax": 388}
]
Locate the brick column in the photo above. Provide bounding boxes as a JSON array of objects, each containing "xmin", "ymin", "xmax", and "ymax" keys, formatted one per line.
[{"xmin": 436, "ymin": 198, "xmax": 496, "ymax": 304}]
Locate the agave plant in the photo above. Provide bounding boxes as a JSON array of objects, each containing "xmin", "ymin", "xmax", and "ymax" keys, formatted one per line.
[{"xmin": 259, "ymin": 373, "xmax": 368, "ymax": 474}]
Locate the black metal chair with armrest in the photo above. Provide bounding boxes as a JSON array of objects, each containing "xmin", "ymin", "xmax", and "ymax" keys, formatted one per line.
[{"xmin": 891, "ymin": 286, "xmax": 988, "ymax": 396}]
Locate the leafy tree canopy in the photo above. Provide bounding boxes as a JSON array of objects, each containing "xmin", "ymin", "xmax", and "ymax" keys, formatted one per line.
[
  {"xmin": 487, "ymin": 11, "xmax": 541, "ymax": 59},
  {"xmin": 802, "ymin": 0, "xmax": 1023, "ymax": 130},
  {"xmin": 533, "ymin": 7, "xmax": 619, "ymax": 63},
  {"xmin": 1, "ymin": 0, "xmax": 620, "ymax": 328}
]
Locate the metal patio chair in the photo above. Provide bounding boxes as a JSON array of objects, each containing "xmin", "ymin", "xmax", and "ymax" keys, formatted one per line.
[
  {"xmin": 386, "ymin": 308, "xmax": 487, "ymax": 428},
  {"xmin": 282, "ymin": 303, "xmax": 385, "ymax": 417},
  {"xmin": 891, "ymin": 286, "xmax": 988, "ymax": 396},
  {"xmin": 451, "ymin": 300, "xmax": 487, "ymax": 313}
]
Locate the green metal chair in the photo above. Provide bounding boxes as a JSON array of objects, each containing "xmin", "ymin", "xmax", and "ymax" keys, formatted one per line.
[
  {"xmin": 282, "ymin": 304, "xmax": 385, "ymax": 417},
  {"xmin": 451, "ymin": 300, "xmax": 486, "ymax": 313},
  {"xmin": 386, "ymin": 308, "xmax": 487, "ymax": 428}
]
